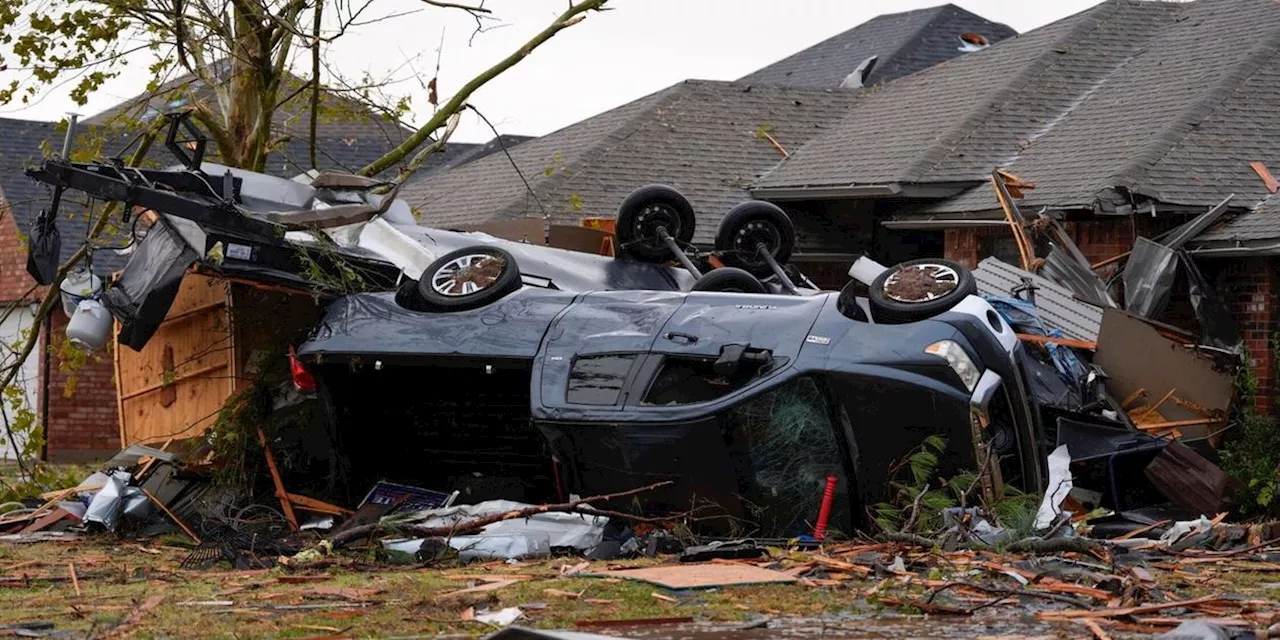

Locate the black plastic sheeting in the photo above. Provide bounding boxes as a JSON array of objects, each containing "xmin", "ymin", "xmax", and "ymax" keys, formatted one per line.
[
  {"xmin": 25, "ymin": 209, "xmax": 61, "ymax": 285},
  {"xmin": 101, "ymin": 218, "xmax": 199, "ymax": 351},
  {"xmin": 1123, "ymin": 237, "xmax": 1178, "ymax": 318},
  {"xmin": 1179, "ymin": 250, "xmax": 1243, "ymax": 350},
  {"xmin": 1041, "ymin": 244, "xmax": 1117, "ymax": 308}
]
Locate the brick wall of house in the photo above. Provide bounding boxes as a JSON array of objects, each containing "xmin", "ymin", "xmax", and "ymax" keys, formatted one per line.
[
  {"xmin": 1, "ymin": 210, "xmax": 120, "ymax": 462},
  {"xmin": 41, "ymin": 309, "xmax": 121, "ymax": 462},
  {"xmin": 1216, "ymin": 257, "xmax": 1278, "ymax": 414},
  {"xmin": 0, "ymin": 205, "xmax": 38, "ymax": 303}
]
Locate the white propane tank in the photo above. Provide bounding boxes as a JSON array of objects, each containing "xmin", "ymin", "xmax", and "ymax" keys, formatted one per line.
[
  {"xmin": 66, "ymin": 299, "xmax": 112, "ymax": 352},
  {"xmin": 59, "ymin": 269, "xmax": 103, "ymax": 317}
]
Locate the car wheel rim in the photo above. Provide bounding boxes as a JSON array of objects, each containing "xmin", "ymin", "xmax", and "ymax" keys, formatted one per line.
[
  {"xmin": 634, "ymin": 204, "xmax": 681, "ymax": 249},
  {"xmin": 733, "ymin": 220, "xmax": 781, "ymax": 257},
  {"xmin": 431, "ymin": 253, "xmax": 506, "ymax": 297},
  {"xmin": 883, "ymin": 263, "xmax": 959, "ymax": 303}
]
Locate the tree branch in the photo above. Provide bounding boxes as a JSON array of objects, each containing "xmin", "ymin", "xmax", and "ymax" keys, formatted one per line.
[
  {"xmin": 358, "ymin": 0, "xmax": 609, "ymax": 178},
  {"xmin": 417, "ymin": 0, "xmax": 491, "ymax": 13}
]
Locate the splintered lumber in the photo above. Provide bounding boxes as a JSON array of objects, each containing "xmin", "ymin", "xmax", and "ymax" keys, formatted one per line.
[
  {"xmin": 1135, "ymin": 418, "xmax": 1218, "ymax": 431},
  {"xmin": 593, "ymin": 563, "xmax": 796, "ymax": 590},
  {"xmin": 810, "ymin": 555, "xmax": 873, "ymax": 575},
  {"xmin": 1017, "ymin": 334, "xmax": 1098, "ymax": 351},
  {"xmin": 140, "ymin": 488, "xmax": 201, "ymax": 544},
  {"xmin": 258, "ymin": 427, "xmax": 298, "ymax": 530},
  {"xmin": 106, "ymin": 595, "xmax": 165, "ymax": 637}
]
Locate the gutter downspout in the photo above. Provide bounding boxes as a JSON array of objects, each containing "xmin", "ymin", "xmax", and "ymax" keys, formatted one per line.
[{"xmin": 41, "ymin": 113, "xmax": 78, "ymax": 462}]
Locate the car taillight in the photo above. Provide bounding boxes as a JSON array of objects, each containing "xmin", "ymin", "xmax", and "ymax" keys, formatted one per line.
[{"xmin": 288, "ymin": 345, "xmax": 316, "ymax": 391}]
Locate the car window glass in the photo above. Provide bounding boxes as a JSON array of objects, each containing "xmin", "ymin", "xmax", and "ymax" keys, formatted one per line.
[{"xmin": 567, "ymin": 354, "xmax": 636, "ymax": 405}]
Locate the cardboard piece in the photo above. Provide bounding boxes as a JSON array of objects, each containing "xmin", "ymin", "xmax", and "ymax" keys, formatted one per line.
[{"xmin": 591, "ymin": 563, "xmax": 796, "ymax": 590}]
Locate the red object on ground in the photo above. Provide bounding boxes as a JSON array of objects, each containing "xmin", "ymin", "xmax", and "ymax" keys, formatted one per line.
[
  {"xmin": 814, "ymin": 475, "xmax": 838, "ymax": 541},
  {"xmin": 288, "ymin": 345, "xmax": 317, "ymax": 391}
]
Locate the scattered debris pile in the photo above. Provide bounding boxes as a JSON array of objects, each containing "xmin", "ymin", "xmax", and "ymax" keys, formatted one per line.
[{"xmin": 952, "ymin": 170, "xmax": 1248, "ymax": 534}]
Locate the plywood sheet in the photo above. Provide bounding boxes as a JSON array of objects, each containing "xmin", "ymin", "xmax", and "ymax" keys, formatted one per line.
[
  {"xmin": 591, "ymin": 563, "xmax": 796, "ymax": 590},
  {"xmin": 117, "ymin": 274, "xmax": 232, "ymax": 445}
]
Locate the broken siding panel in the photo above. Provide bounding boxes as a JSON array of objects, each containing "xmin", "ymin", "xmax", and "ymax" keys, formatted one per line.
[
  {"xmin": 117, "ymin": 274, "xmax": 233, "ymax": 445},
  {"xmin": 973, "ymin": 257, "xmax": 1103, "ymax": 341}
]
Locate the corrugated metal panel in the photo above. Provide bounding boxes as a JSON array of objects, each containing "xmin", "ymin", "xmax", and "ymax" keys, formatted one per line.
[{"xmin": 973, "ymin": 257, "xmax": 1104, "ymax": 341}]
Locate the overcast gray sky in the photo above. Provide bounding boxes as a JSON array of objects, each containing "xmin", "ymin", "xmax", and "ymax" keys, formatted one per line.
[{"xmin": 2, "ymin": 0, "xmax": 1103, "ymax": 142}]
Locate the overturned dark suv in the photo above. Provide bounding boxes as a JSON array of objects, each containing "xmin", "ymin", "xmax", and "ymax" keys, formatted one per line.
[{"xmin": 299, "ymin": 186, "xmax": 1044, "ymax": 539}]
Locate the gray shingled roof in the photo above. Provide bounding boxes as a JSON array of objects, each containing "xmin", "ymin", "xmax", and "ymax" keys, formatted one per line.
[
  {"xmin": 83, "ymin": 67, "xmax": 479, "ymax": 180},
  {"xmin": 756, "ymin": 0, "xmax": 1280, "ymax": 230},
  {"xmin": 739, "ymin": 4, "xmax": 1016, "ymax": 89},
  {"xmin": 400, "ymin": 80, "xmax": 858, "ymax": 244},
  {"xmin": 1195, "ymin": 193, "xmax": 1280, "ymax": 243}
]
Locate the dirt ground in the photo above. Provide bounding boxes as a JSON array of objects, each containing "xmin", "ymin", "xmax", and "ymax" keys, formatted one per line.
[{"xmin": 2, "ymin": 536, "xmax": 1278, "ymax": 639}]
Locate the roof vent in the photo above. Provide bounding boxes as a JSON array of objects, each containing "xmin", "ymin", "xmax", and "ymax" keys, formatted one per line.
[
  {"xmin": 840, "ymin": 55, "xmax": 878, "ymax": 89},
  {"xmin": 958, "ymin": 32, "xmax": 989, "ymax": 52}
]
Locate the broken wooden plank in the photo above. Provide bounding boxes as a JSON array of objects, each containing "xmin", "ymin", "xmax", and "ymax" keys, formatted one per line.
[
  {"xmin": 1135, "ymin": 418, "xmax": 1219, "ymax": 431},
  {"xmin": 810, "ymin": 555, "xmax": 873, "ymax": 575},
  {"xmin": 1252, "ymin": 161, "xmax": 1279, "ymax": 193},
  {"xmin": 139, "ymin": 488, "xmax": 201, "ymax": 544},
  {"xmin": 591, "ymin": 563, "xmax": 796, "ymax": 590},
  {"xmin": 106, "ymin": 595, "xmax": 165, "ymax": 637},
  {"xmin": 258, "ymin": 427, "xmax": 298, "ymax": 530},
  {"xmin": 1017, "ymin": 334, "xmax": 1098, "ymax": 351}
]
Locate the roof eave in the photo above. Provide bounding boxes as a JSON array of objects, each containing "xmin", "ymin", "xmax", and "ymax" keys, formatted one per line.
[
  {"xmin": 1188, "ymin": 238, "xmax": 1280, "ymax": 257},
  {"xmin": 750, "ymin": 181, "xmax": 977, "ymax": 201}
]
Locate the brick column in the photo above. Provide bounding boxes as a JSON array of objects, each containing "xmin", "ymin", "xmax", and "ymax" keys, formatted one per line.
[{"xmin": 1220, "ymin": 257, "xmax": 1278, "ymax": 415}]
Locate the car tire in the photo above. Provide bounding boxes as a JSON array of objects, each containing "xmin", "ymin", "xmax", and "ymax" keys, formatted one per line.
[
  {"xmin": 714, "ymin": 200, "xmax": 795, "ymax": 277},
  {"xmin": 414, "ymin": 246, "xmax": 522, "ymax": 312},
  {"xmin": 868, "ymin": 258, "xmax": 976, "ymax": 324},
  {"xmin": 691, "ymin": 267, "xmax": 768, "ymax": 294},
  {"xmin": 614, "ymin": 184, "xmax": 697, "ymax": 263}
]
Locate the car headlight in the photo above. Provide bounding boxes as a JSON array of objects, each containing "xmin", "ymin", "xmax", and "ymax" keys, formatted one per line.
[{"xmin": 925, "ymin": 340, "xmax": 980, "ymax": 391}]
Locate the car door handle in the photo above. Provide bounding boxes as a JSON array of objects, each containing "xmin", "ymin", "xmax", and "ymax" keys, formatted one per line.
[{"xmin": 663, "ymin": 331, "xmax": 698, "ymax": 344}]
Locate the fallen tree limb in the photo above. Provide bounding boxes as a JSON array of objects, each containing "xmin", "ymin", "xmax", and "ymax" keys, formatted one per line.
[
  {"xmin": 328, "ymin": 480, "xmax": 674, "ymax": 547},
  {"xmin": 925, "ymin": 580, "xmax": 1092, "ymax": 611}
]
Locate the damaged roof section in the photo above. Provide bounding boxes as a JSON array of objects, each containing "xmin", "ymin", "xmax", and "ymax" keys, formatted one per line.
[
  {"xmin": 753, "ymin": 0, "xmax": 1280, "ymax": 218},
  {"xmin": 738, "ymin": 4, "xmax": 1016, "ymax": 88},
  {"xmin": 399, "ymin": 80, "xmax": 858, "ymax": 243}
]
